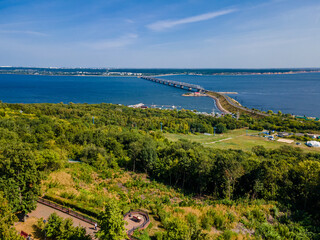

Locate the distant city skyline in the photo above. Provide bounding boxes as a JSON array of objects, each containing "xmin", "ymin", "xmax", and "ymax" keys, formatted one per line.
[{"xmin": 0, "ymin": 0, "xmax": 319, "ymax": 68}]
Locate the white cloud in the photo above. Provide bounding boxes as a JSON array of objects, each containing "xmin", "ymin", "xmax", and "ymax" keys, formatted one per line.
[
  {"xmin": 147, "ymin": 9, "xmax": 236, "ymax": 31},
  {"xmin": 125, "ymin": 19, "xmax": 135, "ymax": 24},
  {"xmin": 84, "ymin": 34, "xmax": 138, "ymax": 49},
  {"xmin": 0, "ymin": 30, "xmax": 48, "ymax": 36}
]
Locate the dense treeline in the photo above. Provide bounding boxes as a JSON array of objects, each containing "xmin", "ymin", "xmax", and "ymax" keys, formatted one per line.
[
  {"xmin": 0, "ymin": 103, "xmax": 320, "ymax": 239},
  {"xmin": 0, "ymin": 102, "xmax": 246, "ymax": 134},
  {"xmin": 247, "ymin": 114, "xmax": 320, "ymax": 132},
  {"xmin": 2, "ymin": 102, "xmax": 320, "ymax": 134}
]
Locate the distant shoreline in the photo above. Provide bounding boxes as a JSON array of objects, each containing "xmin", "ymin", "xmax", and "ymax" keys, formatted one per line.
[
  {"xmin": 1, "ymin": 68, "xmax": 320, "ymax": 77},
  {"xmin": 183, "ymin": 70, "xmax": 320, "ymax": 77},
  {"xmin": 1, "ymin": 71, "xmax": 320, "ymax": 77}
]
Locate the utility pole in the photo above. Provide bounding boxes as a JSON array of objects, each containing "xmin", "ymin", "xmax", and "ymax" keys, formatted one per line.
[{"xmin": 160, "ymin": 122, "xmax": 163, "ymax": 132}]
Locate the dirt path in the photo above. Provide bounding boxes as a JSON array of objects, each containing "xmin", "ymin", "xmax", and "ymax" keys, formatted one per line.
[{"xmin": 204, "ymin": 137, "xmax": 233, "ymax": 144}]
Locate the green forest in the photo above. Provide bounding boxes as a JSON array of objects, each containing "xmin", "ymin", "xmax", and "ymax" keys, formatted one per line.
[{"xmin": 0, "ymin": 102, "xmax": 319, "ymax": 240}]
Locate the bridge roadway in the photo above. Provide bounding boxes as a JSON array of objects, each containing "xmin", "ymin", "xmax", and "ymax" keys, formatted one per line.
[
  {"xmin": 206, "ymin": 91, "xmax": 269, "ymax": 117},
  {"xmin": 140, "ymin": 76, "xmax": 205, "ymax": 92},
  {"xmin": 140, "ymin": 76, "xmax": 269, "ymax": 117}
]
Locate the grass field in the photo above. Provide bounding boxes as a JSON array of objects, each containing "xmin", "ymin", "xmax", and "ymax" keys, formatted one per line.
[{"xmin": 164, "ymin": 129, "xmax": 320, "ymax": 153}]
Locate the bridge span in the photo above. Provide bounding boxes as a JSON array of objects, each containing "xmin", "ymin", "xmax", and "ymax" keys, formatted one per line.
[
  {"xmin": 139, "ymin": 76, "xmax": 269, "ymax": 117},
  {"xmin": 140, "ymin": 76, "xmax": 205, "ymax": 92}
]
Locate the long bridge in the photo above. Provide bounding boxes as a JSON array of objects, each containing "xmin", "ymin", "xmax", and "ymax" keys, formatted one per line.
[
  {"xmin": 140, "ymin": 75, "xmax": 269, "ymax": 117},
  {"xmin": 140, "ymin": 76, "xmax": 205, "ymax": 92}
]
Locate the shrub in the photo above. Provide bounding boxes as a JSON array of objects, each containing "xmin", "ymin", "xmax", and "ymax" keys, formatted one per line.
[
  {"xmin": 208, "ymin": 209, "xmax": 227, "ymax": 230},
  {"xmin": 39, "ymin": 213, "xmax": 91, "ymax": 240},
  {"xmin": 174, "ymin": 208, "xmax": 185, "ymax": 213},
  {"xmin": 162, "ymin": 195, "xmax": 171, "ymax": 204},
  {"xmin": 99, "ymin": 169, "xmax": 113, "ymax": 179},
  {"xmin": 43, "ymin": 194, "xmax": 100, "ymax": 219},
  {"xmin": 218, "ymin": 230, "xmax": 237, "ymax": 240},
  {"xmin": 270, "ymin": 206, "xmax": 279, "ymax": 218},
  {"xmin": 215, "ymin": 123, "xmax": 227, "ymax": 134},
  {"xmin": 213, "ymin": 214, "xmax": 227, "ymax": 230},
  {"xmin": 245, "ymin": 208, "xmax": 266, "ymax": 223},
  {"xmin": 227, "ymin": 212, "xmax": 236, "ymax": 224},
  {"xmin": 60, "ymin": 191, "xmax": 77, "ymax": 200},
  {"xmin": 186, "ymin": 213, "xmax": 198, "ymax": 226},
  {"xmin": 154, "ymin": 231, "xmax": 164, "ymax": 240},
  {"xmin": 201, "ymin": 215, "xmax": 212, "ymax": 231},
  {"xmin": 255, "ymin": 223, "xmax": 281, "ymax": 240},
  {"xmin": 133, "ymin": 230, "xmax": 151, "ymax": 240}
]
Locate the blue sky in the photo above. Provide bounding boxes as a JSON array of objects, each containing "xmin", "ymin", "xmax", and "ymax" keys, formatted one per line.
[{"xmin": 0, "ymin": 0, "xmax": 319, "ymax": 68}]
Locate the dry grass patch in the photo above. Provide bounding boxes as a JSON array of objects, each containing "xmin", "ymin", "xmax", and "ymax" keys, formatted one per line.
[
  {"xmin": 15, "ymin": 217, "xmax": 40, "ymax": 240},
  {"xmin": 47, "ymin": 171, "xmax": 74, "ymax": 187}
]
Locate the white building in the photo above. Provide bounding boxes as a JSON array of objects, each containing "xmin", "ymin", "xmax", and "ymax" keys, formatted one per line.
[{"xmin": 306, "ymin": 141, "xmax": 320, "ymax": 147}]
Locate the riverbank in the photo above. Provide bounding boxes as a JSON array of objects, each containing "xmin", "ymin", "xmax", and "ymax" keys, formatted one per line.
[{"xmin": 205, "ymin": 93, "xmax": 230, "ymax": 114}]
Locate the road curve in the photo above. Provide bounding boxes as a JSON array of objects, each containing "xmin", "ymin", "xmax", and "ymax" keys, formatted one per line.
[{"xmin": 206, "ymin": 91, "xmax": 269, "ymax": 117}]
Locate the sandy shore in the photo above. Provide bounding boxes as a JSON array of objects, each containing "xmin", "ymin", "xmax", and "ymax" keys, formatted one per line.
[{"xmin": 206, "ymin": 94, "xmax": 230, "ymax": 114}]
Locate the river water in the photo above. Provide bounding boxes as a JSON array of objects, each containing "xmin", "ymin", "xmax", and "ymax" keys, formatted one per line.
[
  {"xmin": 162, "ymin": 73, "xmax": 320, "ymax": 117},
  {"xmin": 0, "ymin": 73, "xmax": 319, "ymax": 116}
]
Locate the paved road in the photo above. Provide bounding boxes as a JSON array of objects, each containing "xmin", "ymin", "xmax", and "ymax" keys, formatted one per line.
[
  {"xmin": 29, "ymin": 202, "xmax": 98, "ymax": 236},
  {"xmin": 206, "ymin": 91, "xmax": 269, "ymax": 117},
  {"xmin": 18, "ymin": 202, "xmax": 149, "ymax": 240}
]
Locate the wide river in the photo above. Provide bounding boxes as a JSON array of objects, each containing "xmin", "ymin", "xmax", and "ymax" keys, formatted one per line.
[{"xmin": 0, "ymin": 73, "xmax": 319, "ymax": 117}]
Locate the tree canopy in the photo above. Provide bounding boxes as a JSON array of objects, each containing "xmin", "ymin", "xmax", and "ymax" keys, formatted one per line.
[{"xmin": 96, "ymin": 199, "xmax": 127, "ymax": 240}]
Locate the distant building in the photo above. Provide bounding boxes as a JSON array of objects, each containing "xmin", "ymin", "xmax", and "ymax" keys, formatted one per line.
[
  {"xmin": 278, "ymin": 132, "xmax": 289, "ymax": 137},
  {"xmin": 295, "ymin": 133, "xmax": 305, "ymax": 137},
  {"xmin": 307, "ymin": 134, "xmax": 319, "ymax": 139},
  {"xmin": 128, "ymin": 103, "xmax": 144, "ymax": 108},
  {"xmin": 306, "ymin": 141, "xmax": 320, "ymax": 147}
]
